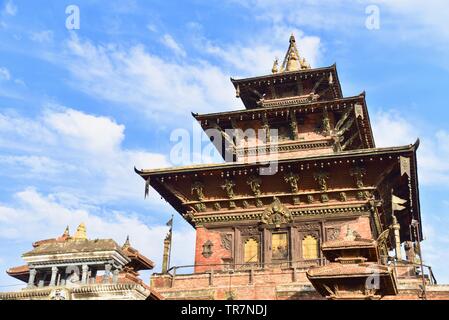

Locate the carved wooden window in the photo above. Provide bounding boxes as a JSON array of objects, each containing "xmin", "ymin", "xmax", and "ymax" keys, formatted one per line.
[
  {"xmin": 244, "ymin": 238, "xmax": 259, "ymax": 263},
  {"xmin": 302, "ymin": 235, "xmax": 319, "ymax": 260},
  {"xmin": 272, "ymin": 232, "xmax": 289, "ymax": 261}
]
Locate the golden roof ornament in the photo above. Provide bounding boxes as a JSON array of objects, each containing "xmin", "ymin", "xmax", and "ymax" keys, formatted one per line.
[
  {"xmin": 276, "ymin": 34, "xmax": 311, "ymax": 73},
  {"xmin": 271, "ymin": 58, "xmax": 279, "ymax": 74},
  {"xmin": 73, "ymin": 223, "xmax": 87, "ymax": 240},
  {"xmin": 123, "ymin": 235, "xmax": 131, "ymax": 249}
]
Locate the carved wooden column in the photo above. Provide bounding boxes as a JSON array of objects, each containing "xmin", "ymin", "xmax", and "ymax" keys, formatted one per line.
[
  {"xmin": 50, "ymin": 266, "xmax": 58, "ymax": 287},
  {"xmin": 234, "ymin": 228, "xmax": 241, "ymax": 268},
  {"xmin": 112, "ymin": 269, "xmax": 120, "ymax": 284},
  {"xmin": 263, "ymin": 228, "xmax": 271, "ymax": 268},
  {"xmin": 81, "ymin": 264, "xmax": 89, "ymax": 284},
  {"xmin": 290, "ymin": 226, "xmax": 299, "ymax": 267},
  {"xmin": 27, "ymin": 268, "xmax": 37, "ymax": 288},
  {"xmin": 103, "ymin": 263, "xmax": 112, "ymax": 284},
  {"xmin": 392, "ymin": 215, "xmax": 402, "ymax": 261}
]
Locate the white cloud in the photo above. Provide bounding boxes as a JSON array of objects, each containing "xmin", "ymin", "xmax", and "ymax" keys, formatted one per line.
[
  {"xmin": 3, "ymin": 0, "xmax": 17, "ymax": 16},
  {"xmin": 373, "ymin": 0, "xmax": 449, "ymax": 41},
  {"xmin": 0, "ymin": 67, "xmax": 10, "ymax": 81},
  {"xmin": 0, "ymin": 106, "xmax": 198, "ymax": 277},
  {"xmin": 372, "ymin": 111, "xmax": 449, "ymax": 186},
  {"xmin": 371, "ymin": 110, "xmax": 416, "ymax": 148},
  {"xmin": 0, "ymin": 107, "xmax": 169, "ymax": 202},
  {"xmin": 0, "ymin": 155, "xmax": 73, "ymax": 176},
  {"xmin": 29, "ymin": 30, "xmax": 54, "ymax": 44},
  {"xmin": 161, "ymin": 34, "xmax": 186, "ymax": 57},
  {"xmin": 56, "ymin": 34, "xmax": 236, "ymax": 119},
  {"xmin": 44, "ymin": 108, "xmax": 125, "ymax": 155},
  {"xmin": 197, "ymin": 25, "xmax": 321, "ymax": 76},
  {"xmin": 0, "ymin": 188, "xmax": 196, "ymax": 273}
]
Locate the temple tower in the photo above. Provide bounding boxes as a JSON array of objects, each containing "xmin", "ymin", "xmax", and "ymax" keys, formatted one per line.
[{"xmin": 136, "ymin": 35, "xmax": 431, "ymax": 300}]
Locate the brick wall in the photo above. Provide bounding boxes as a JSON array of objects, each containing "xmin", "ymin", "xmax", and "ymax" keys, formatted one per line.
[
  {"xmin": 195, "ymin": 227, "xmax": 232, "ymax": 273},
  {"xmin": 151, "ymin": 269, "xmax": 449, "ymax": 300}
]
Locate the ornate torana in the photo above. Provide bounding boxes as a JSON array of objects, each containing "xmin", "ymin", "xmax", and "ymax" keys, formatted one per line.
[{"xmin": 261, "ymin": 197, "xmax": 293, "ymax": 228}]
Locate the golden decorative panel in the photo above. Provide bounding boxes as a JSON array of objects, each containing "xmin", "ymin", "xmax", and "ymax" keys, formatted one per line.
[
  {"xmin": 244, "ymin": 238, "xmax": 259, "ymax": 263},
  {"xmin": 272, "ymin": 233, "xmax": 289, "ymax": 260},
  {"xmin": 302, "ymin": 235, "xmax": 319, "ymax": 260}
]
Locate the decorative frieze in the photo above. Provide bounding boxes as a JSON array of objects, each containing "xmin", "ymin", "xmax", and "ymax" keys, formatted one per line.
[
  {"xmin": 320, "ymin": 194, "xmax": 329, "ymax": 203},
  {"xmin": 326, "ymin": 228, "xmax": 341, "ymax": 241},
  {"xmin": 189, "ymin": 205, "xmax": 369, "ymax": 225},
  {"xmin": 297, "ymin": 223, "xmax": 320, "ymax": 231},
  {"xmin": 195, "ymin": 203, "xmax": 207, "ymax": 212},
  {"xmin": 220, "ymin": 234, "xmax": 233, "ymax": 251},
  {"xmin": 307, "ymin": 195, "xmax": 314, "ymax": 204},
  {"xmin": 235, "ymin": 140, "xmax": 333, "ymax": 157},
  {"xmin": 239, "ymin": 226, "xmax": 260, "ymax": 236}
]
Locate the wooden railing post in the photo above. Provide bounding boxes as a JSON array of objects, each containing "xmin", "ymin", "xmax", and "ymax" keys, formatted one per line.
[{"xmin": 171, "ymin": 267, "xmax": 177, "ymax": 288}]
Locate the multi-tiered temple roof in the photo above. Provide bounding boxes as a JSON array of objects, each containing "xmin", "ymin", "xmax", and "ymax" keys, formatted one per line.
[{"xmin": 135, "ymin": 35, "xmax": 428, "ymax": 300}]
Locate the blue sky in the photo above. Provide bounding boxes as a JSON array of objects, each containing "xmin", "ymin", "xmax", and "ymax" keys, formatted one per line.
[{"xmin": 1, "ymin": 0, "xmax": 449, "ymax": 290}]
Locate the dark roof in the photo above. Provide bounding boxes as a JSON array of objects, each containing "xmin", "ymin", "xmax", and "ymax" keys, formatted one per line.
[
  {"xmin": 307, "ymin": 263, "xmax": 390, "ymax": 278},
  {"xmin": 122, "ymin": 246, "xmax": 155, "ymax": 271},
  {"xmin": 6, "ymin": 265, "xmax": 29, "ymax": 282}
]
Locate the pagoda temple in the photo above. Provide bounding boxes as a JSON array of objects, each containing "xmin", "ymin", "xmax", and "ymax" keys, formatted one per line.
[
  {"xmin": 0, "ymin": 224, "xmax": 161, "ymax": 300},
  {"xmin": 136, "ymin": 35, "xmax": 445, "ymax": 300}
]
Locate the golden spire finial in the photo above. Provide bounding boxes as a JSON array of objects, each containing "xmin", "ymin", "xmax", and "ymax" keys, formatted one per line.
[
  {"xmin": 272, "ymin": 58, "xmax": 279, "ymax": 74},
  {"xmin": 123, "ymin": 235, "xmax": 131, "ymax": 249},
  {"xmin": 279, "ymin": 33, "xmax": 311, "ymax": 72},
  {"xmin": 73, "ymin": 223, "xmax": 87, "ymax": 240},
  {"xmin": 289, "ymin": 33, "xmax": 296, "ymax": 43}
]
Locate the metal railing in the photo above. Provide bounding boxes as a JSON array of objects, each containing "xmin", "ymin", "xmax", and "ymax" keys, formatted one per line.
[
  {"xmin": 167, "ymin": 258, "xmax": 327, "ymax": 275},
  {"xmin": 389, "ymin": 259, "xmax": 437, "ymax": 285},
  {"xmin": 160, "ymin": 257, "xmax": 437, "ymax": 290},
  {"xmin": 162, "ymin": 259, "xmax": 326, "ymax": 288}
]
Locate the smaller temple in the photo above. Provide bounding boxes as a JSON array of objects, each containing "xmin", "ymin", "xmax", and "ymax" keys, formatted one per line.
[
  {"xmin": 306, "ymin": 227, "xmax": 397, "ymax": 299},
  {"xmin": 0, "ymin": 224, "xmax": 162, "ymax": 300}
]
